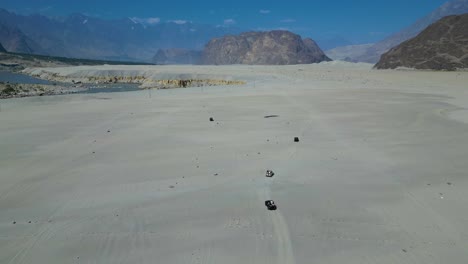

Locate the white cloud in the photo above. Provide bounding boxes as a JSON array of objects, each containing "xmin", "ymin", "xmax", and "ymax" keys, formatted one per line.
[
  {"xmin": 129, "ymin": 17, "xmax": 160, "ymax": 25},
  {"xmin": 224, "ymin": 19, "xmax": 236, "ymax": 25},
  {"xmin": 259, "ymin": 9, "xmax": 271, "ymax": 14},
  {"xmin": 280, "ymin": 18, "xmax": 296, "ymax": 23},
  {"xmin": 169, "ymin": 20, "xmax": 188, "ymax": 25},
  {"xmin": 146, "ymin": 17, "xmax": 161, "ymax": 24}
]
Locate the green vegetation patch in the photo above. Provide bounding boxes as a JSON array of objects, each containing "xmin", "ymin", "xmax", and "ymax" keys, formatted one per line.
[{"xmin": 1, "ymin": 84, "xmax": 17, "ymax": 96}]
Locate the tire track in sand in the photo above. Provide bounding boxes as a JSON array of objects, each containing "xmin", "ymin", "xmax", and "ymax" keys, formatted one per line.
[{"xmin": 257, "ymin": 181, "xmax": 296, "ymax": 264}]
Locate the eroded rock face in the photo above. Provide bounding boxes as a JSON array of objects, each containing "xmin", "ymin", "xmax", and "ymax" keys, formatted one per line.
[
  {"xmin": 201, "ymin": 30, "xmax": 331, "ymax": 65},
  {"xmin": 146, "ymin": 79, "xmax": 245, "ymax": 89},
  {"xmin": 0, "ymin": 42, "xmax": 6, "ymax": 52},
  {"xmin": 23, "ymin": 69, "xmax": 245, "ymax": 90},
  {"xmin": 375, "ymin": 14, "xmax": 468, "ymax": 70}
]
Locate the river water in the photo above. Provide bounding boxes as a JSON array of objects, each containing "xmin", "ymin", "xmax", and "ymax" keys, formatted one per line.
[
  {"xmin": 0, "ymin": 71, "xmax": 52, "ymax": 84},
  {"xmin": 0, "ymin": 71, "xmax": 141, "ymax": 94},
  {"xmin": 80, "ymin": 84, "xmax": 141, "ymax": 94}
]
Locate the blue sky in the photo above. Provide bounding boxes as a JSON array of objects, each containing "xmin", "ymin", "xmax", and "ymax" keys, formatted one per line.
[{"xmin": 1, "ymin": 0, "xmax": 448, "ymax": 44}]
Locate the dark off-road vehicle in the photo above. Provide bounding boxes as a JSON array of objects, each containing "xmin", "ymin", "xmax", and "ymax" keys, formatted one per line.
[{"xmin": 265, "ymin": 200, "xmax": 277, "ymax": 210}]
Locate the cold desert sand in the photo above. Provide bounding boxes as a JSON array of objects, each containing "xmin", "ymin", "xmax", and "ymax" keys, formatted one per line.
[{"xmin": 1, "ymin": 62, "xmax": 468, "ymax": 264}]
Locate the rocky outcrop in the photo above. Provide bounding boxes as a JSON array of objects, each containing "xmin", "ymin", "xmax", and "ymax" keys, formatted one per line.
[
  {"xmin": 0, "ymin": 42, "xmax": 5, "ymax": 52},
  {"xmin": 152, "ymin": 49, "xmax": 201, "ymax": 64},
  {"xmin": 354, "ymin": 0, "xmax": 468, "ymax": 63},
  {"xmin": 200, "ymin": 30, "xmax": 331, "ymax": 65},
  {"xmin": 375, "ymin": 14, "xmax": 468, "ymax": 70}
]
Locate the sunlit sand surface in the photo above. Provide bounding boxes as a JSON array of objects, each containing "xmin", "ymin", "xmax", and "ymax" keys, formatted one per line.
[{"xmin": 1, "ymin": 62, "xmax": 468, "ymax": 264}]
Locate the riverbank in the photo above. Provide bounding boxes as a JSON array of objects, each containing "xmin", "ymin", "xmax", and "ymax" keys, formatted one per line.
[
  {"xmin": 23, "ymin": 65, "xmax": 247, "ymax": 89},
  {"xmin": 0, "ymin": 82, "xmax": 86, "ymax": 99},
  {"xmin": 0, "ymin": 51, "xmax": 153, "ymax": 73}
]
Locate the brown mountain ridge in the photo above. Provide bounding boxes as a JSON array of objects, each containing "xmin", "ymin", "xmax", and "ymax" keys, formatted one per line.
[{"xmin": 375, "ymin": 14, "xmax": 468, "ymax": 70}]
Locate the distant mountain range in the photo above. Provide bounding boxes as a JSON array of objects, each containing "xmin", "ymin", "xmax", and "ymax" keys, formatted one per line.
[
  {"xmin": 0, "ymin": 8, "xmax": 241, "ymax": 62},
  {"xmin": 375, "ymin": 14, "xmax": 468, "ymax": 70},
  {"xmin": 353, "ymin": 0, "xmax": 468, "ymax": 63},
  {"xmin": 315, "ymin": 36, "xmax": 354, "ymax": 51},
  {"xmin": 4, "ymin": 0, "xmax": 465, "ymax": 65},
  {"xmin": 152, "ymin": 49, "xmax": 202, "ymax": 65},
  {"xmin": 325, "ymin": 43, "xmax": 374, "ymax": 62},
  {"xmin": 0, "ymin": 21, "xmax": 41, "ymax": 54}
]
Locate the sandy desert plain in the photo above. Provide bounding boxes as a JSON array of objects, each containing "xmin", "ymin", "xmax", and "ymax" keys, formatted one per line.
[{"xmin": 1, "ymin": 62, "xmax": 468, "ymax": 264}]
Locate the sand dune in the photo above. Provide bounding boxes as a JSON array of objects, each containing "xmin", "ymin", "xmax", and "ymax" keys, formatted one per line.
[{"xmin": 1, "ymin": 63, "xmax": 468, "ymax": 263}]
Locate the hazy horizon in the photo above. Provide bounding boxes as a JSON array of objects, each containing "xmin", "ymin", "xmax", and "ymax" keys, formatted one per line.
[{"xmin": 1, "ymin": 0, "xmax": 449, "ymax": 45}]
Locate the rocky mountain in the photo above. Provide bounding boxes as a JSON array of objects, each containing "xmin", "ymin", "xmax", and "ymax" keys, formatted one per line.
[
  {"xmin": 355, "ymin": 0, "xmax": 468, "ymax": 63},
  {"xmin": 0, "ymin": 8, "xmax": 241, "ymax": 62},
  {"xmin": 375, "ymin": 14, "xmax": 468, "ymax": 70},
  {"xmin": 0, "ymin": 22, "xmax": 42, "ymax": 54},
  {"xmin": 200, "ymin": 30, "xmax": 331, "ymax": 65},
  {"xmin": 0, "ymin": 42, "xmax": 6, "ymax": 52},
  {"xmin": 152, "ymin": 49, "xmax": 202, "ymax": 64}
]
